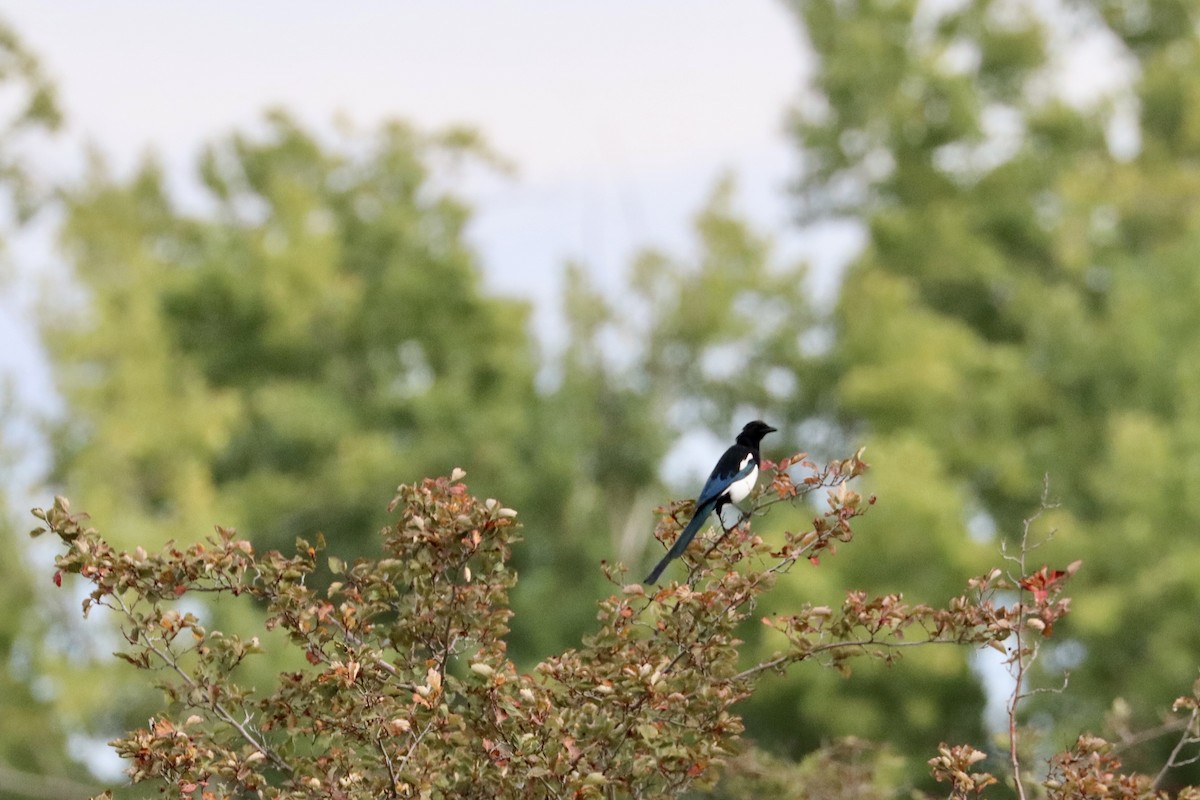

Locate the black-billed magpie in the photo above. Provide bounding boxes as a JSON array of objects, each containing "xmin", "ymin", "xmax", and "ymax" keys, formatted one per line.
[{"xmin": 645, "ymin": 420, "xmax": 777, "ymax": 583}]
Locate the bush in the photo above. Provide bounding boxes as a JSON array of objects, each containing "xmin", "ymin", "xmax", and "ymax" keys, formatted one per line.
[{"xmin": 31, "ymin": 455, "xmax": 1198, "ymax": 799}]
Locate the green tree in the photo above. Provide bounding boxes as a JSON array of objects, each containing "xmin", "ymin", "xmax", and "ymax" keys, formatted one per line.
[
  {"xmin": 533, "ymin": 175, "xmax": 1003, "ymax": 779},
  {"xmin": 785, "ymin": 0, "xmax": 1200, "ymax": 777},
  {"xmin": 48, "ymin": 112, "xmax": 537, "ymax": 558},
  {"xmin": 556, "ymin": 161, "xmax": 995, "ymax": 773}
]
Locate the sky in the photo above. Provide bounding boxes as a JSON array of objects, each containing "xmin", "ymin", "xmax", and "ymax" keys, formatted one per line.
[{"xmin": 3, "ymin": 1, "xmax": 828, "ymax": 319}]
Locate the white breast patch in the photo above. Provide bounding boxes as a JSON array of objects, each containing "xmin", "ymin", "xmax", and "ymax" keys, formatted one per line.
[{"xmin": 725, "ymin": 457, "xmax": 758, "ymax": 504}]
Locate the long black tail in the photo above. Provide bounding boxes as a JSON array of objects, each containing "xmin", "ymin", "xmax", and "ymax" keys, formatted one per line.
[{"xmin": 644, "ymin": 499, "xmax": 716, "ymax": 583}]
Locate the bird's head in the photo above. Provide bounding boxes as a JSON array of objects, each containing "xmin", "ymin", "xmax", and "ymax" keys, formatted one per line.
[{"xmin": 736, "ymin": 419, "xmax": 778, "ymax": 446}]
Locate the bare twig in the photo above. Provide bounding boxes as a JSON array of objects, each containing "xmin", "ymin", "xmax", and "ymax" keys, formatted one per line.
[
  {"xmin": 1007, "ymin": 609, "xmax": 1028, "ymax": 800},
  {"xmin": 1152, "ymin": 706, "xmax": 1200, "ymax": 791},
  {"xmin": 1003, "ymin": 479, "xmax": 1062, "ymax": 800},
  {"xmin": 1112, "ymin": 715, "xmax": 1191, "ymax": 753},
  {"xmin": 397, "ymin": 717, "xmax": 437, "ymax": 771},
  {"xmin": 375, "ymin": 734, "xmax": 400, "ymax": 798}
]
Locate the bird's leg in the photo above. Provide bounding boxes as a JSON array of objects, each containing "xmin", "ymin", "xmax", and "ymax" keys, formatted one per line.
[
  {"xmin": 700, "ymin": 504, "xmax": 742, "ymax": 560},
  {"xmin": 711, "ymin": 506, "xmax": 756, "ymax": 556},
  {"xmin": 685, "ymin": 508, "xmax": 724, "ymax": 582}
]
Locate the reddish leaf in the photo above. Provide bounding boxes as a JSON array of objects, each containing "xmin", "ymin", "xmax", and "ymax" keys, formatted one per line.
[{"xmin": 1019, "ymin": 566, "xmax": 1067, "ymax": 604}]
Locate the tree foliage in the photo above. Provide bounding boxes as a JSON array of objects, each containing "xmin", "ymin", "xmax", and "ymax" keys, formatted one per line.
[
  {"xmin": 47, "ymin": 112, "xmax": 536, "ymax": 559},
  {"xmin": 34, "ymin": 455, "xmax": 1131, "ymax": 799},
  {"xmin": 785, "ymin": 0, "xmax": 1200, "ymax": 776}
]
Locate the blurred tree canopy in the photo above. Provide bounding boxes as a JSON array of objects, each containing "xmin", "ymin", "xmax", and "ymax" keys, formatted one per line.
[
  {"xmin": 47, "ymin": 112, "xmax": 536, "ymax": 558},
  {"xmin": 784, "ymin": 0, "xmax": 1200, "ymax": 779}
]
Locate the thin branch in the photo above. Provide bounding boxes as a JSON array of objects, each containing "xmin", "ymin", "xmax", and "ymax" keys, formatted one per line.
[
  {"xmin": 437, "ymin": 609, "xmax": 454, "ymax": 683},
  {"xmin": 1152, "ymin": 706, "xmax": 1200, "ymax": 791},
  {"xmin": 1112, "ymin": 715, "xmax": 1191, "ymax": 753},
  {"xmin": 1008, "ymin": 608, "xmax": 1028, "ymax": 800},
  {"xmin": 375, "ymin": 734, "xmax": 400, "ymax": 798},
  {"xmin": 396, "ymin": 717, "xmax": 437, "ymax": 771},
  {"xmin": 1016, "ymin": 673, "xmax": 1069, "ymax": 702},
  {"xmin": 733, "ymin": 636, "xmax": 966, "ymax": 683},
  {"xmin": 1004, "ymin": 481, "xmax": 1060, "ymax": 800},
  {"xmin": 108, "ymin": 594, "xmax": 293, "ymax": 775}
]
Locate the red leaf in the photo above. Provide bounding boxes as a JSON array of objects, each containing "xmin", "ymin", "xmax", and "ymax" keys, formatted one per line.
[
  {"xmin": 1019, "ymin": 566, "xmax": 1068, "ymax": 604},
  {"xmin": 52, "ymin": 571, "xmax": 61, "ymax": 587}
]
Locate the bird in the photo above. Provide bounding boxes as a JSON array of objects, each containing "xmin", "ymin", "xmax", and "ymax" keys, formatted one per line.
[{"xmin": 645, "ymin": 420, "xmax": 777, "ymax": 583}]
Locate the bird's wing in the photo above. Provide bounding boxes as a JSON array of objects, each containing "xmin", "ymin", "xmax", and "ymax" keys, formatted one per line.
[
  {"xmin": 644, "ymin": 445, "xmax": 758, "ymax": 584},
  {"xmin": 694, "ymin": 445, "xmax": 756, "ymax": 508}
]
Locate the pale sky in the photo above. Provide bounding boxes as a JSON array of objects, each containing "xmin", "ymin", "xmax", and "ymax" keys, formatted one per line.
[{"xmin": 5, "ymin": 1, "xmax": 817, "ymax": 306}]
